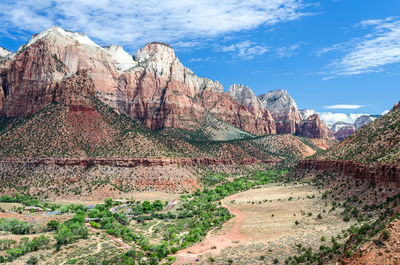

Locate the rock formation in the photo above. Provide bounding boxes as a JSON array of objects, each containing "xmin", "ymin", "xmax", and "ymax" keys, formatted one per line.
[
  {"xmin": 354, "ymin": 115, "xmax": 377, "ymax": 130},
  {"xmin": 258, "ymin": 89, "xmax": 302, "ymax": 134},
  {"xmin": 0, "ymin": 26, "xmax": 334, "ymax": 139},
  {"xmin": 228, "ymin": 84, "xmax": 276, "ymax": 134},
  {"xmin": 297, "ymin": 159, "xmax": 400, "ymax": 184},
  {"xmin": 0, "ymin": 47, "xmax": 12, "ymax": 59},
  {"xmin": 296, "ymin": 114, "xmax": 336, "ymax": 140},
  {"xmin": 333, "ymin": 125, "xmax": 356, "ymax": 141},
  {"xmin": 0, "ymin": 27, "xmax": 276, "ymax": 135}
]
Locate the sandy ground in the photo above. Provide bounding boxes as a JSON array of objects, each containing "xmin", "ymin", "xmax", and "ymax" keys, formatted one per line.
[
  {"xmin": 173, "ymin": 183, "xmax": 355, "ymax": 264},
  {"xmin": 174, "ymin": 194, "xmax": 247, "ymax": 264}
]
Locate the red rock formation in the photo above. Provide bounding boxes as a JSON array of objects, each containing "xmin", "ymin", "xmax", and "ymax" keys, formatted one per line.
[
  {"xmin": 334, "ymin": 125, "xmax": 355, "ymax": 141},
  {"xmin": 296, "ymin": 114, "xmax": 336, "ymax": 139},
  {"xmin": 0, "ymin": 157, "xmax": 260, "ymax": 168},
  {"xmin": 0, "ymin": 27, "xmax": 276, "ymax": 136},
  {"xmin": 259, "ymin": 90, "xmax": 302, "ymax": 134},
  {"xmin": 297, "ymin": 159, "xmax": 400, "ymax": 184}
]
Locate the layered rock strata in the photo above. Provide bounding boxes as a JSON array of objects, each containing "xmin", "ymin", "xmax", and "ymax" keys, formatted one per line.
[
  {"xmin": 297, "ymin": 159, "xmax": 400, "ymax": 184},
  {"xmin": 0, "ymin": 157, "xmax": 260, "ymax": 167},
  {"xmin": 0, "ymin": 27, "xmax": 276, "ymax": 135}
]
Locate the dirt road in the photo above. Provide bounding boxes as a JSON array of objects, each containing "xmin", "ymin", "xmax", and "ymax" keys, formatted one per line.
[{"xmin": 173, "ymin": 194, "xmax": 247, "ymax": 264}]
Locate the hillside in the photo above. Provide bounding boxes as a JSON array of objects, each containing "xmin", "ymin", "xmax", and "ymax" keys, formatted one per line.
[
  {"xmin": 0, "ymin": 88, "xmax": 323, "ymax": 198},
  {"xmin": 0, "ymin": 95, "xmax": 321, "ymax": 162},
  {"xmin": 317, "ymin": 102, "xmax": 400, "ymax": 164}
]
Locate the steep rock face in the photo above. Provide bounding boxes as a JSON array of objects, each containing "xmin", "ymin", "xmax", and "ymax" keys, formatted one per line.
[
  {"xmin": 297, "ymin": 159, "xmax": 400, "ymax": 184},
  {"xmin": 227, "ymin": 84, "xmax": 276, "ymax": 134},
  {"xmin": 259, "ymin": 89, "xmax": 302, "ymax": 134},
  {"xmin": 296, "ymin": 114, "xmax": 335, "ymax": 139},
  {"xmin": 299, "ymin": 109, "xmax": 315, "ymax": 120},
  {"xmin": 334, "ymin": 125, "xmax": 356, "ymax": 141},
  {"xmin": 115, "ymin": 43, "xmax": 276, "ymax": 134},
  {"xmin": 0, "ymin": 27, "xmax": 119, "ymax": 117},
  {"xmin": 103, "ymin": 45, "xmax": 137, "ymax": 72},
  {"xmin": 0, "ymin": 28, "xmax": 276, "ymax": 135},
  {"xmin": 354, "ymin": 115, "xmax": 377, "ymax": 130},
  {"xmin": 0, "ymin": 47, "xmax": 12, "ymax": 59},
  {"xmin": 331, "ymin": 122, "xmax": 353, "ymax": 133}
]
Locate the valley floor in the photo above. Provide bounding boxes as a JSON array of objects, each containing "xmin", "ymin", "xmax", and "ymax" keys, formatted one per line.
[{"xmin": 176, "ymin": 183, "xmax": 356, "ymax": 264}]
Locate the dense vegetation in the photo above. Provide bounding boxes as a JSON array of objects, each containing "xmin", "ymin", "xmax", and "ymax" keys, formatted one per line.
[{"xmin": 0, "ymin": 169, "xmax": 286, "ymax": 264}]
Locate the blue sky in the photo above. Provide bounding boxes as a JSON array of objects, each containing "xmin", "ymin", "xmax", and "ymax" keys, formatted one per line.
[{"xmin": 0, "ymin": 0, "xmax": 399, "ymax": 125}]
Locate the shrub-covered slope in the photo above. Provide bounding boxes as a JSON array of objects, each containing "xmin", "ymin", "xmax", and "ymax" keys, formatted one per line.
[{"xmin": 318, "ymin": 103, "xmax": 400, "ymax": 164}]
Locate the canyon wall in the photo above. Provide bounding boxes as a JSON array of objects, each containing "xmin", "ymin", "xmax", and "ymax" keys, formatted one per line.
[
  {"xmin": 297, "ymin": 159, "xmax": 400, "ymax": 183},
  {"xmin": 0, "ymin": 157, "xmax": 262, "ymax": 168}
]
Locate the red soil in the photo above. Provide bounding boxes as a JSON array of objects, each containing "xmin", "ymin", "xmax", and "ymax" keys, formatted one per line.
[{"xmin": 174, "ymin": 194, "xmax": 247, "ymax": 264}]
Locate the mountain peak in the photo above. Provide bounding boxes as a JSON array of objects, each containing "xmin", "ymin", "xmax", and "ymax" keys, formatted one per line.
[
  {"xmin": 228, "ymin": 84, "xmax": 257, "ymax": 98},
  {"xmin": 259, "ymin": 89, "xmax": 298, "ymax": 115},
  {"xmin": 20, "ymin": 26, "xmax": 99, "ymax": 52},
  {"xmin": 135, "ymin": 42, "xmax": 176, "ymax": 65},
  {"xmin": 103, "ymin": 45, "xmax": 137, "ymax": 72},
  {"xmin": 0, "ymin": 47, "xmax": 12, "ymax": 57}
]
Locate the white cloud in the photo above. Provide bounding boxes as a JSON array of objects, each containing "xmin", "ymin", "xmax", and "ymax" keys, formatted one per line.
[
  {"xmin": 381, "ymin": 110, "xmax": 389, "ymax": 115},
  {"xmin": 218, "ymin": 41, "xmax": 269, "ymax": 59},
  {"xmin": 318, "ymin": 112, "xmax": 368, "ymax": 126},
  {"xmin": 276, "ymin": 43, "xmax": 302, "ymax": 57},
  {"xmin": 322, "ymin": 17, "xmax": 400, "ymax": 77},
  {"xmin": 0, "ymin": 0, "xmax": 310, "ymax": 52},
  {"xmin": 324, "ymin": 104, "xmax": 364, "ymax": 109},
  {"xmin": 189, "ymin": 56, "xmax": 214, "ymax": 63}
]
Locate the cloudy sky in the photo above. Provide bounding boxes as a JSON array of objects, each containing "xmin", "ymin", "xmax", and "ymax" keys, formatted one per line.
[{"xmin": 0, "ymin": 0, "xmax": 399, "ymax": 125}]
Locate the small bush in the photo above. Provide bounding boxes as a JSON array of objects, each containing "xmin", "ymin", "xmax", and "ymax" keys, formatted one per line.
[{"xmin": 382, "ymin": 229, "xmax": 390, "ymax": 240}]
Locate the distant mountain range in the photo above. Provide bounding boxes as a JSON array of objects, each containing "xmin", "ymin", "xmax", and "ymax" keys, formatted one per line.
[
  {"xmin": 0, "ymin": 26, "xmax": 334, "ymax": 142},
  {"xmin": 330, "ymin": 114, "xmax": 380, "ymax": 141}
]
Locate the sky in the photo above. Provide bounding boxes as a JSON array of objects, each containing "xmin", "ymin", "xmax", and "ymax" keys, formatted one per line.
[{"xmin": 0, "ymin": 0, "xmax": 399, "ymax": 125}]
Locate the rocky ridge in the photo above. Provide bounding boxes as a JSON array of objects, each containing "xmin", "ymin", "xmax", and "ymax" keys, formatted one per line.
[
  {"xmin": 258, "ymin": 89, "xmax": 302, "ymax": 134},
  {"xmin": 297, "ymin": 159, "xmax": 400, "ymax": 184},
  {"xmin": 318, "ymin": 102, "xmax": 400, "ymax": 164},
  {"xmin": 0, "ymin": 27, "xmax": 277, "ymax": 136},
  {"xmin": 296, "ymin": 114, "xmax": 336, "ymax": 140},
  {"xmin": 0, "ymin": 26, "xmax": 333, "ymax": 139},
  {"xmin": 354, "ymin": 115, "xmax": 377, "ymax": 130}
]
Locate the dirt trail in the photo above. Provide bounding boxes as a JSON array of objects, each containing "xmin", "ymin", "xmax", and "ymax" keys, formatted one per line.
[
  {"xmin": 87, "ymin": 225, "xmax": 131, "ymax": 249},
  {"xmin": 173, "ymin": 194, "xmax": 247, "ymax": 264}
]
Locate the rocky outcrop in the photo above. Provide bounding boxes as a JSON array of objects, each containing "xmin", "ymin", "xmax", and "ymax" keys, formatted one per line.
[
  {"xmin": 331, "ymin": 122, "xmax": 351, "ymax": 133},
  {"xmin": 228, "ymin": 84, "xmax": 276, "ymax": 134},
  {"xmin": 117, "ymin": 44, "xmax": 276, "ymax": 134},
  {"xmin": 0, "ymin": 27, "xmax": 118, "ymax": 117},
  {"xmin": 0, "ymin": 27, "xmax": 276, "ymax": 136},
  {"xmin": 0, "ymin": 47, "xmax": 12, "ymax": 58},
  {"xmin": 354, "ymin": 115, "xmax": 377, "ymax": 130},
  {"xmin": 334, "ymin": 125, "xmax": 356, "ymax": 141},
  {"xmin": 0, "ymin": 157, "xmax": 259, "ymax": 167},
  {"xmin": 297, "ymin": 159, "xmax": 400, "ymax": 184},
  {"xmin": 258, "ymin": 89, "xmax": 302, "ymax": 134},
  {"xmin": 296, "ymin": 114, "xmax": 335, "ymax": 139}
]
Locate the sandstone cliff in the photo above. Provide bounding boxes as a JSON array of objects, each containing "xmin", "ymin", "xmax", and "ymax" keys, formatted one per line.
[
  {"xmin": 259, "ymin": 89, "xmax": 302, "ymax": 134},
  {"xmin": 333, "ymin": 124, "xmax": 355, "ymax": 141},
  {"xmin": 297, "ymin": 159, "xmax": 400, "ymax": 184},
  {"xmin": 0, "ymin": 27, "xmax": 276, "ymax": 136},
  {"xmin": 354, "ymin": 115, "xmax": 377, "ymax": 130},
  {"xmin": 296, "ymin": 114, "xmax": 336, "ymax": 140}
]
